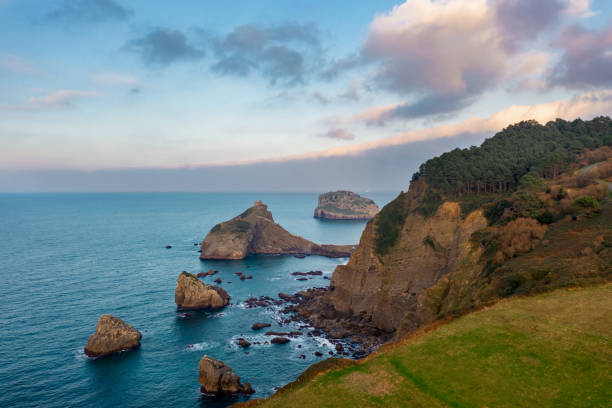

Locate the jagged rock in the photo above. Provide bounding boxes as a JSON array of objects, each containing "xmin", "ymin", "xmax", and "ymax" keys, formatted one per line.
[
  {"xmin": 251, "ymin": 322, "xmax": 271, "ymax": 330},
  {"xmin": 198, "ymin": 356, "xmax": 254, "ymax": 395},
  {"xmin": 314, "ymin": 191, "xmax": 379, "ymax": 220},
  {"xmin": 236, "ymin": 338, "xmax": 251, "ymax": 348},
  {"xmin": 271, "ymin": 337, "xmax": 290, "ymax": 344},
  {"xmin": 84, "ymin": 315, "xmax": 142, "ymax": 358},
  {"xmin": 199, "ymin": 203, "xmax": 354, "ymax": 259},
  {"xmin": 174, "ymin": 271, "xmax": 230, "ymax": 310},
  {"xmin": 314, "ymin": 351, "xmax": 323, "ymax": 357},
  {"xmin": 214, "ymin": 277, "xmax": 222, "ymax": 284}
]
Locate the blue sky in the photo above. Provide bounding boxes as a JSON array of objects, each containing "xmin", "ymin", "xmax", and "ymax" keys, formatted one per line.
[{"xmin": 1, "ymin": 0, "xmax": 611, "ymax": 191}]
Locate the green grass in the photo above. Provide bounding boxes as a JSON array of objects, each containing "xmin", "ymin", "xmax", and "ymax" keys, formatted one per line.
[{"xmin": 238, "ymin": 284, "xmax": 612, "ymax": 408}]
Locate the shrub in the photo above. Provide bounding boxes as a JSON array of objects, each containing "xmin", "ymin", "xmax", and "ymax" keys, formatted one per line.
[
  {"xmin": 375, "ymin": 193, "xmax": 410, "ymax": 256},
  {"xmin": 536, "ymin": 210, "xmax": 556, "ymax": 224},
  {"xmin": 484, "ymin": 199, "xmax": 513, "ymax": 225},
  {"xmin": 556, "ymin": 187, "xmax": 568, "ymax": 200},
  {"xmin": 494, "ymin": 218, "xmax": 547, "ymax": 262},
  {"xmin": 573, "ymin": 196, "xmax": 601, "ymax": 214}
]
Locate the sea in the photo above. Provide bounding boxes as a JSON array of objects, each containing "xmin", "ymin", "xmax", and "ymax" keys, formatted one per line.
[{"xmin": 0, "ymin": 192, "xmax": 395, "ymax": 407}]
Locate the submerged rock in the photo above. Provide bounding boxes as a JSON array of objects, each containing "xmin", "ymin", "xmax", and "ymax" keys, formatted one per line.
[
  {"xmin": 236, "ymin": 338, "xmax": 251, "ymax": 348},
  {"xmin": 251, "ymin": 322, "xmax": 272, "ymax": 330},
  {"xmin": 199, "ymin": 203, "xmax": 354, "ymax": 260},
  {"xmin": 84, "ymin": 315, "xmax": 142, "ymax": 358},
  {"xmin": 270, "ymin": 337, "xmax": 290, "ymax": 344},
  {"xmin": 174, "ymin": 271, "xmax": 230, "ymax": 310},
  {"xmin": 314, "ymin": 191, "xmax": 379, "ymax": 220},
  {"xmin": 198, "ymin": 356, "xmax": 255, "ymax": 395}
]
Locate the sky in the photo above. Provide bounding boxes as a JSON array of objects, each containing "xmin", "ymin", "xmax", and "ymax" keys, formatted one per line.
[{"xmin": 1, "ymin": 0, "xmax": 612, "ymax": 192}]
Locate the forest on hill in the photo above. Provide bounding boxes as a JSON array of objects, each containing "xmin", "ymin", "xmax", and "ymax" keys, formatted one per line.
[{"xmin": 412, "ymin": 116, "xmax": 612, "ymax": 196}]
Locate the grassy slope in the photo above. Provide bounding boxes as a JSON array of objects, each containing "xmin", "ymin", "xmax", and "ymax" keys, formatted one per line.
[{"xmin": 238, "ymin": 284, "xmax": 612, "ymax": 408}]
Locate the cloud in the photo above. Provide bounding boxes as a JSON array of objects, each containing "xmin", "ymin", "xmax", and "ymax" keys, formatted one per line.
[
  {"xmin": 44, "ymin": 0, "xmax": 132, "ymax": 23},
  {"xmin": 312, "ymin": 91, "xmax": 330, "ymax": 105},
  {"xmin": 126, "ymin": 27, "xmax": 205, "ymax": 66},
  {"xmin": 493, "ymin": 0, "xmax": 564, "ymax": 52},
  {"xmin": 318, "ymin": 128, "xmax": 355, "ymax": 141},
  {"xmin": 327, "ymin": 0, "xmax": 598, "ymax": 123},
  {"xmin": 0, "ymin": 53, "xmax": 43, "ymax": 76},
  {"xmin": 3, "ymin": 90, "xmax": 100, "ymax": 111},
  {"xmin": 357, "ymin": 0, "xmax": 509, "ymax": 121},
  {"xmin": 210, "ymin": 23, "xmax": 321, "ymax": 85},
  {"xmin": 548, "ymin": 24, "xmax": 612, "ymax": 89},
  {"xmin": 269, "ymin": 89, "xmax": 612, "ymax": 162},
  {"xmin": 563, "ymin": 0, "xmax": 596, "ymax": 17},
  {"xmin": 92, "ymin": 72, "xmax": 139, "ymax": 86}
]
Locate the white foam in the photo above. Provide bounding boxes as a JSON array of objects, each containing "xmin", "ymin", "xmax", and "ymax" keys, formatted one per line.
[{"xmin": 186, "ymin": 341, "xmax": 217, "ymax": 352}]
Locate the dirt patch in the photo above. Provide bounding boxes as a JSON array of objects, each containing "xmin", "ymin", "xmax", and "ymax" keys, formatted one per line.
[{"xmin": 342, "ymin": 369, "xmax": 397, "ymax": 397}]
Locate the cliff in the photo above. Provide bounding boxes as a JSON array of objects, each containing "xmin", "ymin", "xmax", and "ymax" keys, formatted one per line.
[
  {"xmin": 314, "ymin": 191, "xmax": 379, "ymax": 220},
  {"xmin": 297, "ymin": 143, "xmax": 612, "ymax": 344},
  {"xmin": 200, "ymin": 204, "xmax": 354, "ymax": 260}
]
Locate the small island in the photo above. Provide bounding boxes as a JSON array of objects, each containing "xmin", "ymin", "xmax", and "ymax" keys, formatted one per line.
[
  {"xmin": 314, "ymin": 191, "xmax": 379, "ymax": 220},
  {"xmin": 200, "ymin": 202, "xmax": 354, "ymax": 260}
]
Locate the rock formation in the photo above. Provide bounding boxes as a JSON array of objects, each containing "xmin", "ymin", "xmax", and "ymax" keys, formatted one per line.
[
  {"xmin": 198, "ymin": 356, "xmax": 254, "ymax": 395},
  {"xmin": 292, "ymin": 186, "xmax": 488, "ymax": 345},
  {"xmin": 314, "ymin": 191, "xmax": 379, "ymax": 220},
  {"xmin": 84, "ymin": 315, "xmax": 142, "ymax": 358},
  {"xmin": 174, "ymin": 271, "xmax": 230, "ymax": 309},
  {"xmin": 200, "ymin": 203, "xmax": 354, "ymax": 260}
]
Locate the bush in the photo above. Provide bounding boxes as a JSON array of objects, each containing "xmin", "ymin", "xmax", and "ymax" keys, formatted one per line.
[
  {"xmin": 484, "ymin": 199, "xmax": 513, "ymax": 225},
  {"xmin": 375, "ymin": 193, "xmax": 410, "ymax": 256},
  {"xmin": 556, "ymin": 187, "xmax": 568, "ymax": 200},
  {"xmin": 573, "ymin": 196, "xmax": 601, "ymax": 214},
  {"xmin": 536, "ymin": 210, "xmax": 557, "ymax": 224}
]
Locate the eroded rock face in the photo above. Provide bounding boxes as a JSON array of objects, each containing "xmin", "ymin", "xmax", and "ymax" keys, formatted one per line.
[
  {"xmin": 84, "ymin": 315, "xmax": 142, "ymax": 358},
  {"xmin": 198, "ymin": 356, "xmax": 254, "ymax": 395},
  {"xmin": 200, "ymin": 204, "xmax": 354, "ymax": 260},
  {"xmin": 314, "ymin": 191, "xmax": 379, "ymax": 220},
  {"xmin": 326, "ymin": 201, "xmax": 487, "ymax": 333},
  {"xmin": 175, "ymin": 271, "xmax": 230, "ymax": 310}
]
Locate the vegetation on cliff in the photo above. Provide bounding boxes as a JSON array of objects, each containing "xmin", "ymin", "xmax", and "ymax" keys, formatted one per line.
[
  {"xmin": 375, "ymin": 117, "xmax": 612, "ymax": 255},
  {"xmin": 236, "ymin": 284, "xmax": 612, "ymax": 408}
]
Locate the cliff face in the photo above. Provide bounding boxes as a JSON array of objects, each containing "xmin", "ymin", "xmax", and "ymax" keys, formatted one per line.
[
  {"xmin": 200, "ymin": 204, "xmax": 354, "ymax": 260},
  {"xmin": 327, "ymin": 201, "xmax": 487, "ymax": 333},
  {"xmin": 314, "ymin": 191, "xmax": 379, "ymax": 220}
]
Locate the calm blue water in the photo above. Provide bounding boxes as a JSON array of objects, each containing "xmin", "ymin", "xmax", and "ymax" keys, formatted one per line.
[{"xmin": 0, "ymin": 192, "xmax": 395, "ymax": 407}]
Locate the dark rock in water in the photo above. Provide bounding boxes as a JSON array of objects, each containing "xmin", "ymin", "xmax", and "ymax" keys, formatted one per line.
[
  {"xmin": 246, "ymin": 275, "xmax": 253, "ymax": 279},
  {"xmin": 84, "ymin": 315, "xmax": 142, "ymax": 358},
  {"xmin": 297, "ymin": 344, "xmax": 302, "ymax": 348},
  {"xmin": 294, "ymin": 254, "xmax": 306, "ymax": 259},
  {"xmin": 166, "ymin": 245, "xmax": 172, "ymax": 249},
  {"xmin": 240, "ymin": 275, "xmax": 246, "ymax": 281},
  {"xmin": 175, "ymin": 271, "xmax": 230, "ymax": 310},
  {"xmin": 207, "ymin": 269, "xmax": 217, "ymax": 276},
  {"xmin": 265, "ymin": 331, "xmax": 302, "ymax": 338},
  {"xmin": 296, "ymin": 277, "xmax": 308, "ymax": 281},
  {"xmin": 323, "ymin": 276, "xmax": 330, "ymax": 280},
  {"xmin": 236, "ymin": 338, "xmax": 251, "ymax": 348},
  {"xmin": 308, "ymin": 270, "xmax": 323, "ymax": 276},
  {"xmin": 214, "ymin": 277, "xmax": 222, "ymax": 284},
  {"xmin": 198, "ymin": 356, "xmax": 254, "ymax": 395},
  {"xmin": 235, "ymin": 272, "xmax": 243, "ymax": 276},
  {"xmin": 251, "ymin": 322, "xmax": 271, "ymax": 330},
  {"xmin": 194, "ymin": 243, "xmax": 199, "ymax": 246},
  {"xmin": 328, "ymin": 351, "xmax": 334, "ymax": 355},
  {"xmin": 335, "ymin": 343, "xmax": 344, "ymax": 352},
  {"xmin": 314, "ymin": 351, "xmax": 323, "ymax": 357},
  {"xmin": 278, "ymin": 292, "xmax": 293, "ymax": 301},
  {"xmin": 196, "ymin": 271, "xmax": 206, "ymax": 278},
  {"xmin": 270, "ymin": 337, "xmax": 290, "ymax": 344},
  {"xmin": 299, "ymin": 354, "xmax": 306, "ymax": 359}
]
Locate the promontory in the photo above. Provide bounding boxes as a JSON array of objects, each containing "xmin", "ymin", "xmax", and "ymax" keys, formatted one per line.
[
  {"xmin": 314, "ymin": 191, "xmax": 379, "ymax": 220},
  {"xmin": 199, "ymin": 202, "xmax": 354, "ymax": 260}
]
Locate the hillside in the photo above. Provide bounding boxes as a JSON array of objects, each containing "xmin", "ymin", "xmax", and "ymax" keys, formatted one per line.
[
  {"xmin": 287, "ymin": 118, "xmax": 611, "ymax": 348},
  {"xmin": 236, "ymin": 284, "xmax": 612, "ymax": 407}
]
